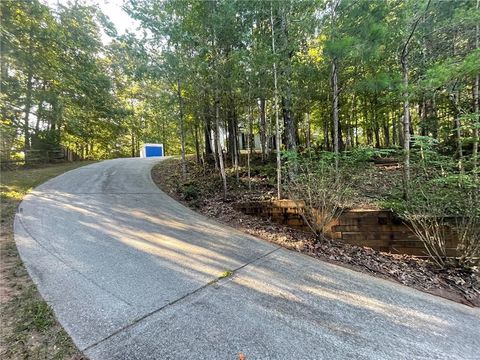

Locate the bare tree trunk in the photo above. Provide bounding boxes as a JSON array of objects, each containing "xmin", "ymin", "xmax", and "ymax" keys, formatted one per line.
[
  {"xmin": 194, "ymin": 123, "xmax": 201, "ymax": 164},
  {"xmin": 323, "ymin": 111, "xmax": 329, "ymax": 150},
  {"xmin": 247, "ymin": 104, "xmax": 252, "ymax": 191},
  {"xmin": 271, "ymin": 3, "xmax": 282, "ymax": 200},
  {"xmin": 432, "ymin": 92, "xmax": 438, "ymax": 139},
  {"xmin": 131, "ymin": 132, "xmax": 135, "ymax": 157},
  {"xmin": 177, "ymin": 79, "xmax": 187, "ymax": 179},
  {"xmin": 23, "ymin": 24, "xmax": 35, "ymax": 151},
  {"xmin": 24, "ymin": 70, "xmax": 33, "ymax": 150},
  {"xmin": 373, "ymin": 106, "xmax": 380, "ymax": 148},
  {"xmin": 215, "ymin": 95, "xmax": 227, "ymax": 198},
  {"xmin": 474, "ymin": 0, "xmax": 479, "ymax": 172},
  {"xmin": 475, "ymin": 78, "xmax": 479, "ymax": 173},
  {"xmin": 392, "ymin": 112, "xmax": 397, "ymax": 146},
  {"xmin": 349, "ymin": 94, "xmax": 355, "ymax": 149},
  {"xmin": 212, "ymin": 121, "xmax": 219, "ymax": 171},
  {"xmin": 331, "ymin": 0, "xmax": 341, "ymax": 173},
  {"xmin": 211, "ymin": 0, "xmax": 227, "ymax": 197},
  {"xmin": 332, "ymin": 58, "xmax": 339, "ymax": 169},
  {"xmin": 420, "ymin": 98, "xmax": 427, "ymax": 136},
  {"xmin": 203, "ymin": 98, "xmax": 213, "ymax": 156},
  {"xmin": 279, "ymin": 4, "xmax": 296, "ymax": 151},
  {"xmin": 383, "ymin": 119, "xmax": 390, "ymax": 148},
  {"xmin": 355, "ymin": 114, "xmax": 359, "ymax": 147},
  {"xmin": 232, "ymin": 113, "xmax": 239, "ymax": 183},
  {"xmin": 306, "ymin": 112, "xmax": 311, "ymax": 149},
  {"xmin": 400, "ymin": 0, "xmax": 431, "ymax": 199},
  {"xmin": 35, "ymin": 99, "xmax": 43, "ymax": 134},
  {"xmin": 401, "ymin": 56, "xmax": 410, "ymax": 199},
  {"xmin": 453, "ymin": 88, "xmax": 464, "ymax": 172},
  {"xmin": 259, "ymin": 97, "xmax": 267, "ymax": 160}
]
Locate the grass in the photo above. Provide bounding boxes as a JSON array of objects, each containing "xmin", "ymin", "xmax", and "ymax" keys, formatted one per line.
[
  {"xmin": 0, "ymin": 161, "xmax": 95, "ymax": 360},
  {"xmin": 218, "ymin": 270, "xmax": 233, "ymax": 279}
]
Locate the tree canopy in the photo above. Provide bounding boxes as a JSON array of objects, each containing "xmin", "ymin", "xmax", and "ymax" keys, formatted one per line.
[{"xmin": 1, "ymin": 0, "xmax": 479, "ymax": 178}]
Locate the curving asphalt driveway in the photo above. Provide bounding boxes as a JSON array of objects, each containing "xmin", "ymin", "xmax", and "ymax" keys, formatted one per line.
[{"xmin": 15, "ymin": 158, "xmax": 479, "ymax": 359}]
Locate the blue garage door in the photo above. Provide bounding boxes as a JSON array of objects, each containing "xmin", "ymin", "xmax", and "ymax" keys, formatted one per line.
[{"xmin": 145, "ymin": 146, "xmax": 163, "ymax": 157}]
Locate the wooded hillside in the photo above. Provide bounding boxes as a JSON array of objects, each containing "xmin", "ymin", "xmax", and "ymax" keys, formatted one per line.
[{"xmin": 1, "ymin": 0, "xmax": 478, "ymax": 167}]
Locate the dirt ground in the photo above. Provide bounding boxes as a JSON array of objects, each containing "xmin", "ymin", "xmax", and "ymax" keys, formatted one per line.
[{"xmin": 152, "ymin": 157, "xmax": 480, "ymax": 307}]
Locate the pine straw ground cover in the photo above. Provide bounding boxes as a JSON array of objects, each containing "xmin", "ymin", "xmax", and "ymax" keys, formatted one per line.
[
  {"xmin": 152, "ymin": 157, "xmax": 480, "ymax": 307},
  {"xmin": 0, "ymin": 162, "xmax": 93, "ymax": 360}
]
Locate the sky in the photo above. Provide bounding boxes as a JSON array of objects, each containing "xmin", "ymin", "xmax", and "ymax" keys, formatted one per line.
[{"xmin": 43, "ymin": 0, "xmax": 139, "ymax": 40}]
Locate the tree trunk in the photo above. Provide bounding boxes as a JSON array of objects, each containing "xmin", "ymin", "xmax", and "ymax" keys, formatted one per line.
[
  {"xmin": 400, "ymin": 0, "xmax": 431, "ymax": 199},
  {"xmin": 383, "ymin": 118, "xmax": 390, "ymax": 148},
  {"xmin": 355, "ymin": 114, "xmax": 359, "ymax": 147},
  {"xmin": 271, "ymin": 3, "xmax": 282, "ymax": 199},
  {"xmin": 402, "ymin": 54, "xmax": 410, "ymax": 199},
  {"xmin": 323, "ymin": 112, "xmax": 330, "ymax": 150},
  {"xmin": 23, "ymin": 24, "xmax": 35, "ymax": 151},
  {"xmin": 349, "ymin": 95, "xmax": 355, "ymax": 149},
  {"xmin": 280, "ymin": 1, "xmax": 297, "ymax": 151},
  {"xmin": 215, "ymin": 95, "xmax": 227, "ymax": 198},
  {"xmin": 453, "ymin": 89, "xmax": 464, "ymax": 172},
  {"xmin": 194, "ymin": 123, "xmax": 201, "ymax": 164},
  {"xmin": 35, "ymin": 99, "xmax": 43, "ymax": 134},
  {"xmin": 177, "ymin": 79, "xmax": 187, "ymax": 179},
  {"xmin": 282, "ymin": 96, "xmax": 296, "ymax": 150},
  {"xmin": 259, "ymin": 97, "xmax": 267, "ymax": 160},
  {"xmin": 392, "ymin": 112, "xmax": 397, "ymax": 146},
  {"xmin": 306, "ymin": 112, "xmax": 311, "ymax": 148},
  {"xmin": 331, "ymin": 0, "xmax": 341, "ymax": 172},
  {"xmin": 432, "ymin": 92, "xmax": 438, "ymax": 139},
  {"xmin": 131, "ymin": 132, "xmax": 135, "ymax": 157},
  {"xmin": 332, "ymin": 58, "xmax": 340, "ymax": 165},
  {"xmin": 247, "ymin": 104, "xmax": 252, "ymax": 191},
  {"xmin": 420, "ymin": 98, "xmax": 427, "ymax": 136},
  {"xmin": 203, "ymin": 100, "xmax": 213, "ymax": 156},
  {"xmin": 475, "ymin": 75, "xmax": 479, "ymax": 173},
  {"xmin": 364, "ymin": 98, "xmax": 372, "ymax": 145},
  {"xmin": 279, "ymin": 4, "xmax": 296, "ymax": 151},
  {"xmin": 232, "ymin": 109, "xmax": 239, "ymax": 183},
  {"xmin": 24, "ymin": 70, "xmax": 33, "ymax": 150},
  {"xmin": 473, "ymin": 0, "xmax": 479, "ymax": 172}
]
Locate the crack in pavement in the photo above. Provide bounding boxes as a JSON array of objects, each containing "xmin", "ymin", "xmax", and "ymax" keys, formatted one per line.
[{"xmin": 81, "ymin": 246, "xmax": 282, "ymax": 353}]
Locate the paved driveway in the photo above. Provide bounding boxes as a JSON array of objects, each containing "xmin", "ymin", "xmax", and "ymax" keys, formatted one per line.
[{"xmin": 15, "ymin": 158, "xmax": 479, "ymax": 359}]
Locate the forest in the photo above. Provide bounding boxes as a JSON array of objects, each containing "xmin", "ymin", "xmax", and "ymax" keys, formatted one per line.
[
  {"xmin": 2, "ymin": 2, "xmax": 480, "ymax": 358},
  {"xmin": 1, "ymin": 0, "xmax": 479, "ymax": 266}
]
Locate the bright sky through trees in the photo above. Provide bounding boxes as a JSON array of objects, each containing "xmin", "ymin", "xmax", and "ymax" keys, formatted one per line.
[{"xmin": 43, "ymin": 0, "xmax": 137, "ymax": 40}]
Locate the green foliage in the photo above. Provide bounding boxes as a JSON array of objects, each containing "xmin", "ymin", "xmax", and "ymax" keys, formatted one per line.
[
  {"xmin": 283, "ymin": 150, "xmax": 355, "ymax": 238},
  {"xmin": 380, "ymin": 142, "xmax": 480, "ymax": 268},
  {"xmin": 343, "ymin": 146, "xmax": 399, "ymax": 164},
  {"xmin": 2, "ymin": 0, "xmax": 479, "ymax": 185},
  {"xmin": 218, "ymin": 270, "xmax": 233, "ymax": 279},
  {"xmin": 182, "ymin": 182, "xmax": 200, "ymax": 201}
]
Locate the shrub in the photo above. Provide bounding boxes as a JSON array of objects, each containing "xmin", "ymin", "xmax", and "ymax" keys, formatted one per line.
[
  {"xmin": 394, "ymin": 142, "xmax": 480, "ymax": 269},
  {"xmin": 403, "ymin": 182, "xmax": 480, "ymax": 269},
  {"xmin": 453, "ymin": 186, "xmax": 480, "ymax": 268},
  {"xmin": 283, "ymin": 150, "xmax": 353, "ymax": 239},
  {"xmin": 182, "ymin": 183, "xmax": 200, "ymax": 201}
]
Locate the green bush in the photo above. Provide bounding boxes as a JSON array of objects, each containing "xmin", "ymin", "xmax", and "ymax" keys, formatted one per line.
[
  {"xmin": 283, "ymin": 150, "xmax": 354, "ymax": 239},
  {"xmin": 182, "ymin": 183, "xmax": 200, "ymax": 201},
  {"xmin": 386, "ymin": 139, "xmax": 480, "ymax": 268}
]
